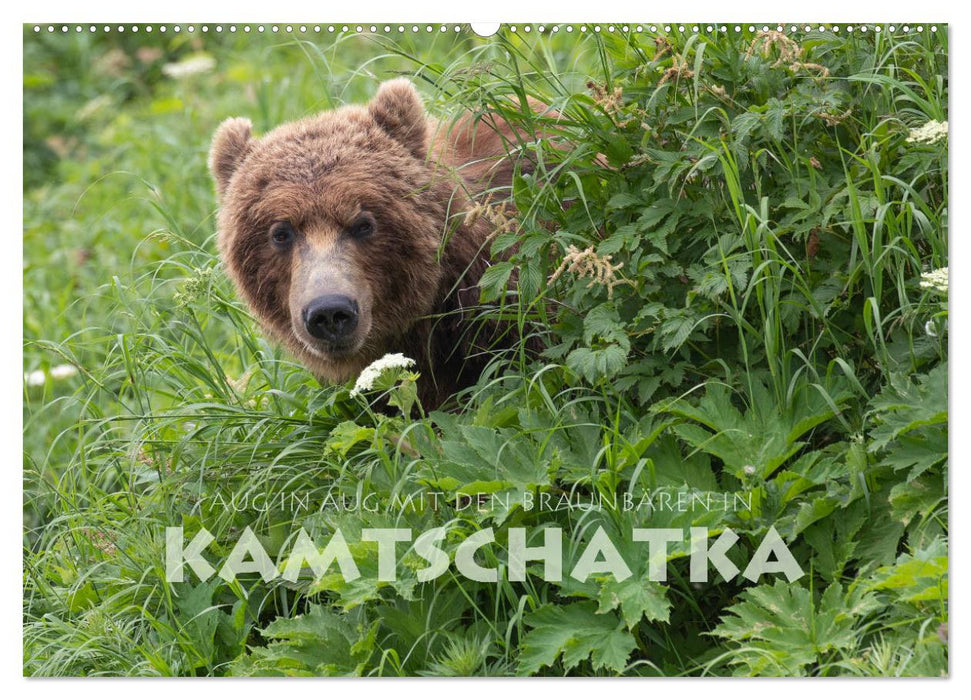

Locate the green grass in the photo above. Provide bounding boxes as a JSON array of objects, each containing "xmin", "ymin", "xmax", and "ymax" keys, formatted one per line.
[{"xmin": 24, "ymin": 24, "xmax": 947, "ymax": 677}]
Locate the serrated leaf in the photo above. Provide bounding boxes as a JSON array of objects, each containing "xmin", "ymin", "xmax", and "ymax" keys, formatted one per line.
[
  {"xmin": 879, "ymin": 431, "xmax": 947, "ymax": 480},
  {"xmin": 868, "ymin": 364, "xmax": 948, "ymax": 453},
  {"xmin": 518, "ymin": 602, "xmax": 635, "ymax": 675},
  {"xmin": 566, "ymin": 344, "xmax": 630, "ymax": 383},
  {"xmin": 713, "ymin": 580, "xmax": 876, "ymax": 675},
  {"xmin": 438, "ymin": 425, "xmax": 550, "ymax": 489},
  {"xmin": 597, "ymin": 576, "xmax": 671, "ymax": 628},
  {"xmin": 325, "ymin": 421, "xmax": 375, "ymax": 458},
  {"xmin": 657, "ymin": 314, "xmax": 694, "ymax": 352},
  {"xmin": 606, "ymin": 191, "xmax": 644, "ymax": 209},
  {"xmin": 233, "ymin": 605, "xmax": 368, "ymax": 676},
  {"xmin": 868, "ymin": 537, "xmax": 948, "ymax": 606},
  {"xmin": 889, "ymin": 472, "xmax": 945, "ymax": 525},
  {"xmin": 665, "ymin": 378, "xmax": 851, "ymax": 479},
  {"xmin": 478, "ymin": 261, "xmax": 515, "ymax": 302}
]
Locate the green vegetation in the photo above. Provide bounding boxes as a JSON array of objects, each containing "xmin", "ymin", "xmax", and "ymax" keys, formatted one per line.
[{"xmin": 24, "ymin": 24, "xmax": 948, "ymax": 676}]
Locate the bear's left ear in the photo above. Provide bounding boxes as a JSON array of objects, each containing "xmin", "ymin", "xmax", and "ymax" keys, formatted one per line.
[
  {"xmin": 368, "ymin": 78, "xmax": 428, "ymax": 160},
  {"xmin": 209, "ymin": 117, "xmax": 253, "ymax": 197}
]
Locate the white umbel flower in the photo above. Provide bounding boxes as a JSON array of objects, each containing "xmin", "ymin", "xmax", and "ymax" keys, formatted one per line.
[
  {"xmin": 350, "ymin": 353, "xmax": 416, "ymax": 397},
  {"xmin": 919, "ymin": 267, "xmax": 948, "ymax": 294},
  {"xmin": 25, "ymin": 363, "xmax": 78, "ymax": 387},
  {"xmin": 906, "ymin": 120, "xmax": 948, "ymax": 145}
]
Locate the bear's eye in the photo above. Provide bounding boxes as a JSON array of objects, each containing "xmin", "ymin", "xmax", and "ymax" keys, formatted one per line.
[
  {"xmin": 347, "ymin": 212, "xmax": 376, "ymax": 240},
  {"xmin": 270, "ymin": 221, "xmax": 296, "ymax": 248}
]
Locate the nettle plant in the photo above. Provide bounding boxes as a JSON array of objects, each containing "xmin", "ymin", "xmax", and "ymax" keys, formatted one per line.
[{"xmin": 475, "ymin": 29, "xmax": 946, "ymax": 401}]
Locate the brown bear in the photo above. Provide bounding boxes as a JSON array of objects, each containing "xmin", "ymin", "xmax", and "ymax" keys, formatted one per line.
[{"xmin": 209, "ymin": 78, "xmax": 551, "ymax": 407}]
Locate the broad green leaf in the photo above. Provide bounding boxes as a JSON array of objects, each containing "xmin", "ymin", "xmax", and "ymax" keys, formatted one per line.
[
  {"xmin": 232, "ymin": 605, "xmax": 368, "ymax": 676},
  {"xmin": 519, "ymin": 602, "xmax": 635, "ymax": 675},
  {"xmin": 868, "ymin": 364, "xmax": 948, "ymax": 454},
  {"xmin": 597, "ymin": 576, "xmax": 672, "ymax": 628},
  {"xmin": 713, "ymin": 580, "xmax": 877, "ymax": 676}
]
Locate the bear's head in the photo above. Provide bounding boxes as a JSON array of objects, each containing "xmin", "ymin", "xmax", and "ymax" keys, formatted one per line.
[{"xmin": 209, "ymin": 79, "xmax": 458, "ymax": 383}]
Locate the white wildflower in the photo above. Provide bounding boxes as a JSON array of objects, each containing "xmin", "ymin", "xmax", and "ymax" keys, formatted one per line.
[
  {"xmin": 350, "ymin": 353, "xmax": 416, "ymax": 397},
  {"xmin": 25, "ymin": 363, "xmax": 78, "ymax": 387},
  {"xmin": 906, "ymin": 120, "xmax": 948, "ymax": 145},
  {"xmin": 925, "ymin": 318, "xmax": 948, "ymax": 338},
  {"xmin": 162, "ymin": 54, "xmax": 216, "ymax": 79},
  {"xmin": 919, "ymin": 266, "xmax": 948, "ymax": 294},
  {"xmin": 50, "ymin": 364, "xmax": 78, "ymax": 380},
  {"xmin": 743, "ymin": 465, "xmax": 757, "ymax": 476}
]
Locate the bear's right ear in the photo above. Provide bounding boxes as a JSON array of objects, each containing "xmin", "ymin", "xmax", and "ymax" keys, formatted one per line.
[
  {"xmin": 368, "ymin": 78, "xmax": 428, "ymax": 160},
  {"xmin": 209, "ymin": 117, "xmax": 253, "ymax": 197}
]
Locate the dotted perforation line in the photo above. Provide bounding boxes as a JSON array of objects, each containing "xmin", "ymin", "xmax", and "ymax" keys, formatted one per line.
[
  {"xmin": 502, "ymin": 23, "xmax": 938, "ymax": 34},
  {"xmin": 31, "ymin": 24, "xmax": 470, "ymax": 34},
  {"xmin": 31, "ymin": 23, "xmax": 940, "ymax": 34}
]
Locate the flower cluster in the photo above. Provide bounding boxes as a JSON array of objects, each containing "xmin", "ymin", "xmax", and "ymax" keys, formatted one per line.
[
  {"xmin": 658, "ymin": 57, "xmax": 694, "ymax": 86},
  {"xmin": 162, "ymin": 53, "xmax": 216, "ymax": 79},
  {"xmin": 587, "ymin": 81, "xmax": 624, "ymax": 114},
  {"xmin": 548, "ymin": 244, "xmax": 632, "ymax": 300},
  {"xmin": 82, "ymin": 528, "xmax": 118, "ymax": 556},
  {"xmin": 464, "ymin": 194, "xmax": 518, "ymax": 238},
  {"xmin": 920, "ymin": 266, "xmax": 948, "ymax": 294},
  {"xmin": 350, "ymin": 353, "xmax": 416, "ymax": 397},
  {"xmin": 746, "ymin": 30, "xmax": 802, "ymax": 66},
  {"xmin": 745, "ymin": 30, "xmax": 830, "ymax": 78},
  {"xmin": 174, "ymin": 267, "xmax": 215, "ymax": 308},
  {"xmin": 907, "ymin": 120, "xmax": 948, "ymax": 145}
]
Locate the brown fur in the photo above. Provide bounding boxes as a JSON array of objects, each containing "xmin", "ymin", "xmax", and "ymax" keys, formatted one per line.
[{"xmin": 210, "ymin": 78, "xmax": 551, "ymax": 407}]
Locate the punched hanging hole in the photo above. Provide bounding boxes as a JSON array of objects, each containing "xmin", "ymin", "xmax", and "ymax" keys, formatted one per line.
[{"xmin": 471, "ymin": 22, "xmax": 501, "ymax": 37}]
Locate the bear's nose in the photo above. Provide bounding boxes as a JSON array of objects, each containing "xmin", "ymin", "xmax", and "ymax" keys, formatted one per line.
[{"xmin": 303, "ymin": 295, "xmax": 359, "ymax": 343}]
